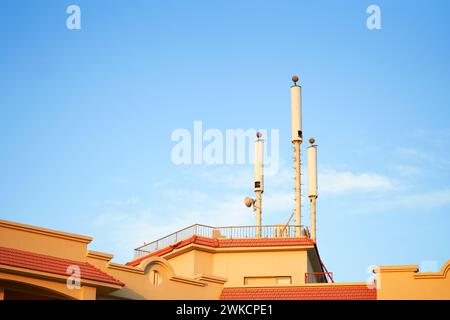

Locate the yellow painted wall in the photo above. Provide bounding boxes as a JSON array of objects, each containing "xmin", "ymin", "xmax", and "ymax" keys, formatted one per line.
[
  {"xmin": 103, "ymin": 259, "xmax": 223, "ymax": 300},
  {"xmin": 163, "ymin": 246, "xmax": 310, "ymax": 287},
  {"xmin": 0, "ymin": 220, "xmax": 89, "ymax": 261},
  {"xmin": 193, "ymin": 250, "xmax": 214, "ymax": 276},
  {"xmin": 374, "ymin": 262, "xmax": 450, "ymax": 300},
  {"xmin": 209, "ymin": 248, "xmax": 307, "ymax": 287},
  {"xmin": 164, "ymin": 250, "xmax": 197, "ymax": 278}
]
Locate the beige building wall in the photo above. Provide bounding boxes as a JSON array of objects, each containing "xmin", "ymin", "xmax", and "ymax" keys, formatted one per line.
[
  {"xmin": 159, "ymin": 244, "xmax": 313, "ymax": 287},
  {"xmin": 99, "ymin": 257, "xmax": 224, "ymax": 300},
  {"xmin": 164, "ymin": 250, "xmax": 197, "ymax": 278},
  {"xmin": 212, "ymin": 250, "xmax": 308, "ymax": 287},
  {"xmin": 0, "ymin": 220, "xmax": 90, "ymax": 261},
  {"xmin": 374, "ymin": 262, "xmax": 450, "ymax": 300}
]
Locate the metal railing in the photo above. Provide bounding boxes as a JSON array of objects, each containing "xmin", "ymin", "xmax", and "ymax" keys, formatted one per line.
[
  {"xmin": 134, "ymin": 224, "xmax": 304, "ymax": 258},
  {"xmin": 319, "ymin": 257, "xmax": 334, "ymax": 283}
]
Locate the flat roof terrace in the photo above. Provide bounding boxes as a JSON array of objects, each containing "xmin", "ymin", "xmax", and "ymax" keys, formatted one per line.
[{"xmin": 134, "ymin": 224, "xmax": 309, "ymax": 258}]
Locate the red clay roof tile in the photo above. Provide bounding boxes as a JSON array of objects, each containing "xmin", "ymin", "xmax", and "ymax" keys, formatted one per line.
[
  {"xmin": 127, "ymin": 235, "xmax": 315, "ymax": 266},
  {"xmin": 0, "ymin": 246, "xmax": 124, "ymax": 286},
  {"xmin": 220, "ymin": 285, "xmax": 376, "ymax": 300}
]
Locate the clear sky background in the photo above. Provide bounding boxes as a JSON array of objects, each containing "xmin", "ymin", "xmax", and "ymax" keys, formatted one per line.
[{"xmin": 1, "ymin": 0, "xmax": 450, "ymax": 282}]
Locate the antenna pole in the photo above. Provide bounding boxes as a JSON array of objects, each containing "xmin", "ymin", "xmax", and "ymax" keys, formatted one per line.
[
  {"xmin": 309, "ymin": 195, "xmax": 317, "ymax": 241},
  {"xmin": 291, "ymin": 75, "xmax": 303, "ymax": 236},
  {"xmin": 254, "ymin": 132, "xmax": 264, "ymax": 238},
  {"xmin": 308, "ymin": 138, "xmax": 318, "ymax": 242},
  {"xmin": 294, "ymin": 141, "xmax": 302, "ymax": 236},
  {"xmin": 255, "ymin": 191, "xmax": 262, "ymax": 238}
]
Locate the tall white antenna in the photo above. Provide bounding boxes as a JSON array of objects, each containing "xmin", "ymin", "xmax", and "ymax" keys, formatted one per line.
[
  {"xmin": 307, "ymin": 138, "xmax": 318, "ymax": 241},
  {"xmin": 254, "ymin": 132, "xmax": 264, "ymax": 237},
  {"xmin": 290, "ymin": 75, "xmax": 302, "ymax": 236},
  {"xmin": 244, "ymin": 132, "xmax": 264, "ymax": 238}
]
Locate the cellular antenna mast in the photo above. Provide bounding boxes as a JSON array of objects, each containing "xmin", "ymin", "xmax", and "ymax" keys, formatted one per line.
[
  {"xmin": 291, "ymin": 75, "xmax": 303, "ymax": 236},
  {"xmin": 244, "ymin": 132, "xmax": 264, "ymax": 237},
  {"xmin": 308, "ymin": 138, "xmax": 318, "ymax": 241}
]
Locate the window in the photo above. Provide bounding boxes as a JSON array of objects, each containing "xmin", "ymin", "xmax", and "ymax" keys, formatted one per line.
[
  {"xmin": 244, "ymin": 276, "xmax": 292, "ymax": 286},
  {"xmin": 152, "ymin": 270, "xmax": 160, "ymax": 286}
]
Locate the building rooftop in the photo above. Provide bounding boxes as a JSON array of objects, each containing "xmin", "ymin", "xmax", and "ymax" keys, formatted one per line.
[
  {"xmin": 133, "ymin": 224, "xmax": 311, "ymax": 258},
  {"xmin": 0, "ymin": 246, "xmax": 124, "ymax": 286},
  {"xmin": 127, "ymin": 234, "xmax": 316, "ymax": 267}
]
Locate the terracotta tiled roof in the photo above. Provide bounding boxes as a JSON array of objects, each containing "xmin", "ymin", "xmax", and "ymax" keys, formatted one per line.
[
  {"xmin": 0, "ymin": 246, "xmax": 124, "ymax": 286},
  {"xmin": 127, "ymin": 235, "xmax": 315, "ymax": 266},
  {"xmin": 220, "ymin": 285, "xmax": 377, "ymax": 300},
  {"xmin": 218, "ymin": 237, "xmax": 315, "ymax": 247}
]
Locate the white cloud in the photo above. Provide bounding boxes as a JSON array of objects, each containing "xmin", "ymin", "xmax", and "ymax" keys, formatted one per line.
[
  {"xmin": 407, "ymin": 128, "xmax": 450, "ymax": 148},
  {"xmin": 263, "ymin": 192, "xmax": 293, "ymax": 214},
  {"xmin": 390, "ymin": 164, "xmax": 421, "ymax": 176},
  {"xmin": 364, "ymin": 188, "xmax": 450, "ymax": 213},
  {"xmin": 90, "ymin": 188, "xmax": 257, "ymax": 263},
  {"xmin": 396, "ymin": 147, "xmax": 421, "ymax": 157},
  {"xmin": 197, "ymin": 166, "xmax": 252, "ymax": 190},
  {"xmin": 104, "ymin": 196, "xmax": 141, "ymax": 207},
  {"xmin": 319, "ymin": 169, "xmax": 393, "ymax": 195},
  {"xmin": 395, "ymin": 147, "xmax": 450, "ymax": 170},
  {"xmin": 91, "ymin": 209, "xmax": 171, "ymax": 262},
  {"xmin": 89, "ymin": 164, "xmax": 397, "ymax": 262}
]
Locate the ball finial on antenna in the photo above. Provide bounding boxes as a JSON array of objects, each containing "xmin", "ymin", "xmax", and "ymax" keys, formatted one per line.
[
  {"xmin": 256, "ymin": 132, "xmax": 263, "ymax": 138},
  {"xmin": 292, "ymin": 75, "xmax": 299, "ymax": 85},
  {"xmin": 309, "ymin": 137, "xmax": 315, "ymax": 144}
]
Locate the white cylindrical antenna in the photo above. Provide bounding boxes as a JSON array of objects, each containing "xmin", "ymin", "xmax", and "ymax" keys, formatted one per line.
[
  {"xmin": 307, "ymin": 138, "xmax": 318, "ymax": 242},
  {"xmin": 291, "ymin": 75, "xmax": 302, "ymax": 236},
  {"xmin": 307, "ymin": 138, "xmax": 318, "ymax": 197},
  {"xmin": 291, "ymin": 75, "xmax": 302, "ymax": 143},
  {"xmin": 254, "ymin": 132, "xmax": 264, "ymax": 193},
  {"xmin": 254, "ymin": 132, "xmax": 264, "ymax": 237}
]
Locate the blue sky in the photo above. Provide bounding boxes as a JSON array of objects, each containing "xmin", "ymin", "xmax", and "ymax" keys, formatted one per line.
[{"xmin": 1, "ymin": 0, "xmax": 450, "ymax": 282}]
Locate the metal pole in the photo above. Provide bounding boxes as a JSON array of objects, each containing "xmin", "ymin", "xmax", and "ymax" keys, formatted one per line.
[
  {"xmin": 255, "ymin": 190, "xmax": 262, "ymax": 238},
  {"xmin": 294, "ymin": 141, "xmax": 302, "ymax": 236},
  {"xmin": 309, "ymin": 195, "xmax": 317, "ymax": 241}
]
